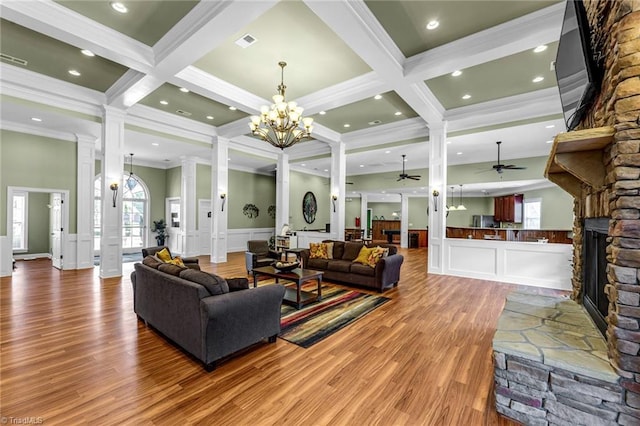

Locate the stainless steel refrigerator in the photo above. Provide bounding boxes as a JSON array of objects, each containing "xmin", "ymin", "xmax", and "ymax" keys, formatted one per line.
[{"xmin": 472, "ymin": 215, "xmax": 497, "ymax": 228}]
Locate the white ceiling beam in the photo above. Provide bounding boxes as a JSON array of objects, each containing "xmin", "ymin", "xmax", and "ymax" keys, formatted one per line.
[
  {"xmin": 304, "ymin": 0, "xmax": 444, "ymax": 126},
  {"xmin": 107, "ymin": 0, "xmax": 279, "ymax": 109},
  {"xmin": 126, "ymin": 104, "xmax": 217, "ymax": 144},
  {"xmin": 0, "ymin": 0, "xmax": 154, "ymax": 73},
  {"xmin": 404, "ymin": 2, "xmax": 565, "ymax": 82},
  {"xmin": 342, "ymin": 118, "xmax": 428, "ymax": 149}
]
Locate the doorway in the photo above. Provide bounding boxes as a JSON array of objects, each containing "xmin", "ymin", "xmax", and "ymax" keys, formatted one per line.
[{"xmin": 5, "ymin": 186, "xmax": 69, "ymax": 276}]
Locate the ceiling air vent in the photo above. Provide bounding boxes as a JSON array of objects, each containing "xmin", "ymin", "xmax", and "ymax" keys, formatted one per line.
[
  {"xmin": 235, "ymin": 33, "xmax": 257, "ymax": 48},
  {"xmin": 368, "ymin": 120, "xmax": 382, "ymax": 125},
  {"xmin": 176, "ymin": 110, "xmax": 192, "ymax": 117},
  {"xmin": 0, "ymin": 53, "xmax": 28, "ymax": 66}
]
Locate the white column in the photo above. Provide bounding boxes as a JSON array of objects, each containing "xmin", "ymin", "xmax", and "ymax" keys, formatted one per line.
[
  {"xmin": 428, "ymin": 121, "xmax": 448, "ymax": 274},
  {"xmin": 360, "ymin": 193, "xmax": 368, "ymax": 237},
  {"xmin": 181, "ymin": 156, "xmax": 197, "ymax": 257},
  {"xmin": 100, "ymin": 106, "xmax": 125, "ymax": 278},
  {"xmin": 330, "ymin": 142, "xmax": 346, "ymax": 241},
  {"xmin": 400, "ymin": 194, "xmax": 409, "ymax": 248},
  {"xmin": 210, "ymin": 137, "xmax": 229, "ymax": 263},
  {"xmin": 76, "ymin": 134, "xmax": 96, "ymax": 269},
  {"xmin": 275, "ymin": 152, "xmax": 290, "ymax": 234}
]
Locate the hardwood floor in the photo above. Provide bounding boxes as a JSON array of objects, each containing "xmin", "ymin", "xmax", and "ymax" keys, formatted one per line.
[{"xmin": 1, "ymin": 249, "xmax": 531, "ymax": 425}]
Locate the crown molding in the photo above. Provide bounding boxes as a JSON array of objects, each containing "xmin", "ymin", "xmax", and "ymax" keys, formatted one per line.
[
  {"xmin": 173, "ymin": 66, "xmax": 266, "ymax": 113},
  {"xmin": 445, "ymin": 87, "xmax": 562, "ymax": 132},
  {"xmin": 342, "ymin": 117, "xmax": 427, "ymax": 149},
  {"xmin": 0, "ymin": 0, "xmax": 154, "ymax": 72},
  {"xmin": 0, "ymin": 120, "xmax": 77, "ymax": 142},
  {"xmin": 1, "ymin": 63, "xmax": 104, "ymax": 117},
  {"xmin": 126, "ymin": 104, "xmax": 217, "ymax": 144},
  {"xmin": 404, "ymin": 2, "xmax": 565, "ymax": 82}
]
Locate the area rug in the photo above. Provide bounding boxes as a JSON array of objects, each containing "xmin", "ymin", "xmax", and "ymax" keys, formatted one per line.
[{"xmin": 278, "ymin": 284, "xmax": 390, "ymax": 348}]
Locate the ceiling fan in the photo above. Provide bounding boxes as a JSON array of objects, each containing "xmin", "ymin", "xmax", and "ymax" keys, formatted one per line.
[
  {"xmin": 397, "ymin": 154, "xmax": 421, "ymax": 181},
  {"xmin": 491, "ymin": 141, "xmax": 527, "ymax": 174}
]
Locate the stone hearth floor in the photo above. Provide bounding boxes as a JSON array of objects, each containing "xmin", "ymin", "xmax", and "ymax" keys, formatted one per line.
[{"xmin": 493, "ymin": 291, "xmax": 618, "ymax": 383}]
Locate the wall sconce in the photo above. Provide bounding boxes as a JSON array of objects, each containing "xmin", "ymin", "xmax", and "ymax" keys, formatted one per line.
[
  {"xmin": 109, "ymin": 183, "xmax": 119, "ymax": 207},
  {"xmin": 332, "ymin": 194, "xmax": 338, "ymax": 212},
  {"xmin": 220, "ymin": 193, "xmax": 226, "ymax": 212},
  {"xmin": 432, "ymin": 189, "xmax": 439, "ymax": 212}
]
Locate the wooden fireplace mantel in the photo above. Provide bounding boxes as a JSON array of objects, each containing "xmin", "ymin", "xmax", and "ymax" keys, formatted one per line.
[{"xmin": 544, "ymin": 126, "xmax": 614, "ymax": 197}]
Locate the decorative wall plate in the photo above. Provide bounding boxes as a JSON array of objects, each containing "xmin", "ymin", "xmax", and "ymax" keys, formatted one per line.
[{"xmin": 302, "ymin": 191, "xmax": 317, "ymax": 224}]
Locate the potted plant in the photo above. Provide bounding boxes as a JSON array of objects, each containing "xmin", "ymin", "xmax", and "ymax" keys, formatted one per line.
[{"xmin": 151, "ymin": 218, "xmax": 168, "ymax": 246}]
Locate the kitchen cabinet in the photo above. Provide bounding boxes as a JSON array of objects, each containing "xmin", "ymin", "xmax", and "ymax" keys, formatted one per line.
[{"xmin": 494, "ymin": 194, "xmax": 523, "ymax": 223}]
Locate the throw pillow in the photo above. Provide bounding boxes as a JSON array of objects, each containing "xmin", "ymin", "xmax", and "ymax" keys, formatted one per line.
[
  {"xmin": 166, "ymin": 256, "xmax": 185, "ymax": 267},
  {"xmin": 179, "ymin": 269, "xmax": 229, "ymax": 295},
  {"xmin": 156, "ymin": 247, "xmax": 172, "ymax": 262},
  {"xmin": 309, "ymin": 242, "xmax": 329, "ymax": 259},
  {"xmin": 142, "ymin": 255, "xmax": 163, "ymax": 269},
  {"xmin": 158, "ymin": 263, "xmax": 186, "ymax": 276},
  {"xmin": 352, "ymin": 246, "xmax": 375, "ymax": 266},
  {"xmin": 323, "ymin": 242, "xmax": 334, "ymax": 259},
  {"xmin": 367, "ymin": 246, "xmax": 387, "ymax": 268}
]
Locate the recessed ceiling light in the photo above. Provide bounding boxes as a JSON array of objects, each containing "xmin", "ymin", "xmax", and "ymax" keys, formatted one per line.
[
  {"xmin": 81, "ymin": 49, "xmax": 95, "ymax": 57},
  {"xmin": 229, "ymin": 106, "xmax": 237, "ymax": 111},
  {"xmin": 462, "ymin": 94, "xmax": 471, "ymax": 100},
  {"xmin": 179, "ymin": 87, "xmax": 189, "ymax": 93},
  {"xmin": 426, "ymin": 20, "xmax": 439, "ymax": 30},
  {"xmin": 359, "ymin": 164, "xmax": 364, "ymax": 168},
  {"xmin": 151, "ymin": 142, "xmax": 159, "ymax": 146},
  {"xmin": 159, "ymin": 100, "xmax": 168, "ymax": 105},
  {"xmin": 451, "ymin": 70, "xmax": 462, "ymax": 77},
  {"xmin": 68, "ymin": 69, "xmax": 81, "ymax": 76},
  {"xmin": 385, "ymin": 150, "xmax": 391, "ymax": 154},
  {"xmin": 319, "ymin": 111, "xmax": 326, "ymax": 115},
  {"xmin": 446, "ymin": 141, "xmax": 451, "ymax": 144},
  {"xmin": 374, "ymin": 94, "xmax": 382, "ymax": 100},
  {"xmin": 301, "ymin": 163, "xmax": 306, "ymax": 167},
  {"xmin": 456, "ymin": 152, "xmax": 463, "ymax": 155},
  {"xmin": 381, "ymin": 190, "xmax": 386, "ymax": 194},
  {"xmin": 546, "ymin": 140, "xmax": 553, "ymax": 144},
  {"xmin": 206, "ymin": 115, "xmax": 214, "ymax": 120},
  {"xmin": 532, "ymin": 76, "xmax": 544, "ymax": 83},
  {"xmin": 546, "ymin": 124, "xmax": 555, "ymax": 128},
  {"xmin": 344, "ymin": 124, "xmax": 350, "ymax": 128},
  {"xmin": 324, "ymin": 169, "xmax": 328, "ymax": 172},
  {"xmin": 533, "ymin": 45, "xmax": 548, "ymax": 53},
  {"xmin": 110, "ymin": 2, "xmax": 128, "ymax": 13},
  {"xmin": 394, "ymin": 111, "xmax": 402, "ymax": 116},
  {"xmin": 31, "ymin": 117, "xmax": 42, "ymax": 122}
]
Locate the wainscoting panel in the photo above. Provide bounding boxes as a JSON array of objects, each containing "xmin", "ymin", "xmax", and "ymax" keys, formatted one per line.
[{"xmin": 227, "ymin": 228, "xmax": 275, "ymax": 253}]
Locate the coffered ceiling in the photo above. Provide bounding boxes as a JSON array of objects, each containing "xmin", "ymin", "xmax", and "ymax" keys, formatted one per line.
[{"xmin": 0, "ymin": 0, "xmax": 567, "ymax": 195}]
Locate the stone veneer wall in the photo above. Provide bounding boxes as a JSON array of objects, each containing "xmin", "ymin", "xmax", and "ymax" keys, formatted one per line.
[{"xmin": 572, "ymin": 0, "xmax": 640, "ymax": 419}]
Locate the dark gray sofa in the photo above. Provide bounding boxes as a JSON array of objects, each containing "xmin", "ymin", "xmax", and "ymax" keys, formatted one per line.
[
  {"xmin": 300, "ymin": 240, "xmax": 403, "ymax": 292},
  {"xmin": 131, "ymin": 261, "xmax": 285, "ymax": 371}
]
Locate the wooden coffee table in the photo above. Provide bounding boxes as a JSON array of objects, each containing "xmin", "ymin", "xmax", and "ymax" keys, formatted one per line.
[{"xmin": 252, "ymin": 266, "xmax": 323, "ymax": 309}]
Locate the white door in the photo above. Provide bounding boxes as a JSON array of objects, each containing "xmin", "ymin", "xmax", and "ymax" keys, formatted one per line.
[
  {"xmin": 198, "ymin": 199, "xmax": 211, "ymax": 255},
  {"xmin": 50, "ymin": 193, "xmax": 63, "ymax": 269},
  {"xmin": 166, "ymin": 198, "xmax": 181, "ymax": 254}
]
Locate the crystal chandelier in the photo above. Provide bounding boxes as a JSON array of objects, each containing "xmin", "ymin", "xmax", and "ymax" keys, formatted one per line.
[{"xmin": 249, "ymin": 61, "xmax": 313, "ymax": 149}]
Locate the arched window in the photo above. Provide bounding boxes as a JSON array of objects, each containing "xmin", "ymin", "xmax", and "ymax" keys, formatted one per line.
[{"xmin": 94, "ymin": 175, "xmax": 149, "ymax": 252}]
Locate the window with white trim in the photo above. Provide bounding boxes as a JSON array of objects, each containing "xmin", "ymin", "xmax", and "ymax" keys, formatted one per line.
[
  {"xmin": 12, "ymin": 192, "xmax": 28, "ymax": 251},
  {"xmin": 524, "ymin": 198, "xmax": 542, "ymax": 230}
]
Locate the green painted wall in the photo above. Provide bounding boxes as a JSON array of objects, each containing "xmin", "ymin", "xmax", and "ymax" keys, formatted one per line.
[
  {"xmin": 445, "ymin": 197, "xmax": 494, "ymax": 227},
  {"xmin": 408, "ymin": 197, "xmax": 428, "ymax": 229},
  {"xmin": 166, "ymin": 167, "xmax": 181, "ymax": 198},
  {"xmin": 228, "ymin": 169, "xmax": 276, "ymax": 229},
  {"xmin": 289, "ymin": 172, "xmax": 329, "ymax": 230},
  {"xmin": 345, "ymin": 198, "xmax": 361, "ymax": 228},
  {"xmin": 369, "ymin": 202, "xmax": 401, "ymax": 221},
  {"xmin": 1, "ymin": 130, "xmax": 77, "ymax": 235},
  {"xmin": 27, "ymin": 192, "xmax": 50, "ymax": 254},
  {"xmin": 519, "ymin": 186, "xmax": 573, "ymax": 229}
]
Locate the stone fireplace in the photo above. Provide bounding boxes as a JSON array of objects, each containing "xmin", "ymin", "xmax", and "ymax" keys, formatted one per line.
[{"xmin": 493, "ymin": 1, "xmax": 640, "ymax": 424}]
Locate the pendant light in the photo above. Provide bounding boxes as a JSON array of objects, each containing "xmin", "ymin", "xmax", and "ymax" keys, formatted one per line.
[
  {"xmin": 447, "ymin": 186, "xmax": 457, "ymax": 211},
  {"xmin": 126, "ymin": 153, "xmax": 138, "ymax": 190},
  {"xmin": 457, "ymin": 184, "xmax": 467, "ymax": 211}
]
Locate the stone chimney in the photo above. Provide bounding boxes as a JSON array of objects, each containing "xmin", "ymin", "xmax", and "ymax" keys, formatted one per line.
[{"xmin": 573, "ymin": 0, "xmax": 640, "ymax": 416}]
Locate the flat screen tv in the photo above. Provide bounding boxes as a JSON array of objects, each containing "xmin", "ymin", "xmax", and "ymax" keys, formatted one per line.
[{"xmin": 554, "ymin": 0, "xmax": 602, "ymax": 131}]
